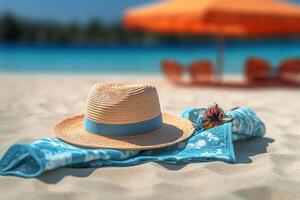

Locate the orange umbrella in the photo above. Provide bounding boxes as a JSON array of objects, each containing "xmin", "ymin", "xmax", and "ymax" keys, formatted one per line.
[{"xmin": 123, "ymin": 0, "xmax": 300, "ymax": 79}]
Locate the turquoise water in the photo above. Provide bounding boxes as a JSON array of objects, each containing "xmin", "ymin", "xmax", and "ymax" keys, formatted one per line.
[{"xmin": 0, "ymin": 41, "xmax": 299, "ymax": 74}]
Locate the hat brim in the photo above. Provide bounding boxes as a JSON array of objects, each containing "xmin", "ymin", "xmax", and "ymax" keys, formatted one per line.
[{"xmin": 54, "ymin": 113, "xmax": 195, "ymax": 150}]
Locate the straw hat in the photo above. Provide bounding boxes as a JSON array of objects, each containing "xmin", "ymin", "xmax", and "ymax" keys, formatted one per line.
[{"xmin": 54, "ymin": 83, "xmax": 195, "ymax": 150}]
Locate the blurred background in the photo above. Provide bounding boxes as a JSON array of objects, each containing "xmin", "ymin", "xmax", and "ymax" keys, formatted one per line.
[
  {"xmin": 1, "ymin": 2, "xmax": 300, "ymax": 198},
  {"xmin": 0, "ymin": 0, "xmax": 299, "ymax": 84}
]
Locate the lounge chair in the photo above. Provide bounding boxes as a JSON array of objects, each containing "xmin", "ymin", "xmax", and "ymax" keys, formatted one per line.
[
  {"xmin": 161, "ymin": 59, "xmax": 184, "ymax": 84},
  {"xmin": 245, "ymin": 57, "xmax": 272, "ymax": 85},
  {"xmin": 187, "ymin": 60, "xmax": 213, "ymax": 84},
  {"xmin": 278, "ymin": 58, "xmax": 300, "ymax": 86}
]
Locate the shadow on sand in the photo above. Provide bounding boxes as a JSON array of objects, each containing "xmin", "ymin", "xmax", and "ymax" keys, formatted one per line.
[
  {"xmin": 38, "ymin": 168, "xmax": 97, "ymax": 184},
  {"xmin": 234, "ymin": 137, "xmax": 274, "ymax": 164}
]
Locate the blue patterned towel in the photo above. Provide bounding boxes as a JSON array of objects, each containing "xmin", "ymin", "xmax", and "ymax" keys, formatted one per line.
[{"xmin": 0, "ymin": 107, "xmax": 265, "ymax": 178}]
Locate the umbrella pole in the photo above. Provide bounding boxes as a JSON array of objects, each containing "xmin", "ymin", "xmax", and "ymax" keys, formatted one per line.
[{"xmin": 216, "ymin": 34, "xmax": 224, "ymax": 83}]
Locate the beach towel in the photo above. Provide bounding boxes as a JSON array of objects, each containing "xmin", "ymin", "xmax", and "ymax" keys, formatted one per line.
[{"xmin": 0, "ymin": 107, "xmax": 265, "ymax": 178}]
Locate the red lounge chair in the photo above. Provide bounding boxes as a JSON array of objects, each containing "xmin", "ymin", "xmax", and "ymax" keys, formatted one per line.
[
  {"xmin": 278, "ymin": 58, "xmax": 300, "ymax": 86},
  {"xmin": 188, "ymin": 60, "xmax": 213, "ymax": 84},
  {"xmin": 161, "ymin": 59, "xmax": 184, "ymax": 84},
  {"xmin": 245, "ymin": 57, "xmax": 272, "ymax": 85}
]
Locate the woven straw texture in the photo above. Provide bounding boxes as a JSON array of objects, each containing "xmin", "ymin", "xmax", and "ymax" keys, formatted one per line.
[
  {"xmin": 85, "ymin": 83, "xmax": 161, "ymax": 124},
  {"xmin": 54, "ymin": 83, "xmax": 195, "ymax": 150}
]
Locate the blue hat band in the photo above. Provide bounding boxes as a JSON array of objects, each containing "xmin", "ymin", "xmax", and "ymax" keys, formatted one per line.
[{"xmin": 84, "ymin": 114, "xmax": 163, "ymax": 137}]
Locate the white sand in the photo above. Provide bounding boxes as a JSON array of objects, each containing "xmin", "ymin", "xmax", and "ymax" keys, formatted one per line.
[{"xmin": 0, "ymin": 74, "xmax": 299, "ymax": 200}]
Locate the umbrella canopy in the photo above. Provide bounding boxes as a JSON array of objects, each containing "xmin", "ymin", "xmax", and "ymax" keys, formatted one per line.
[
  {"xmin": 124, "ymin": 0, "xmax": 300, "ymax": 36},
  {"xmin": 123, "ymin": 0, "xmax": 300, "ymax": 80}
]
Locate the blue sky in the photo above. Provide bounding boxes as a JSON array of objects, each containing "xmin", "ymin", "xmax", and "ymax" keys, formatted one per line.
[
  {"xmin": 0, "ymin": 0, "xmax": 159, "ymax": 23},
  {"xmin": 0, "ymin": 0, "xmax": 299, "ymax": 24}
]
